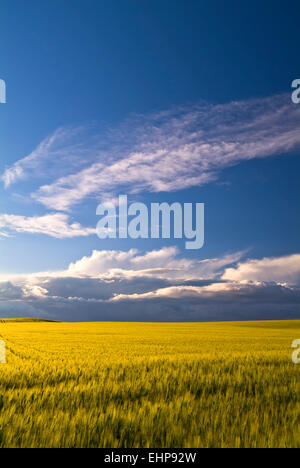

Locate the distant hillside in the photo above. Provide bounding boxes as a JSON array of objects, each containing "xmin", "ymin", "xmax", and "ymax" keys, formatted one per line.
[{"xmin": 0, "ymin": 318, "xmax": 59, "ymax": 323}]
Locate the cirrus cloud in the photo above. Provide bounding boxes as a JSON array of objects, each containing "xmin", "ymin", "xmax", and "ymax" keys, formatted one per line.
[{"xmin": 2, "ymin": 94, "xmax": 300, "ymax": 212}]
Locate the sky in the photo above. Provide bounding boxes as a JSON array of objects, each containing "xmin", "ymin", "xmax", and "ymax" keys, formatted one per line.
[{"xmin": 0, "ymin": 0, "xmax": 300, "ymax": 321}]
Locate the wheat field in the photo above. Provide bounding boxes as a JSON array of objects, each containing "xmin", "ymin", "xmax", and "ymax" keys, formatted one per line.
[{"xmin": 0, "ymin": 319, "xmax": 299, "ymax": 448}]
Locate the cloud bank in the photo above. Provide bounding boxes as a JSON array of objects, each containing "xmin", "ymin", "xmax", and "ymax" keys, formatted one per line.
[{"xmin": 1, "ymin": 248, "xmax": 299, "ymax": 322}]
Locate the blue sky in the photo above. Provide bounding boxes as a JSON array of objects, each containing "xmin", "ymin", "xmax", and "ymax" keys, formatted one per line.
[{"xmin": 0, "ymin": 0, "xmax": 300, "ymax": 321}]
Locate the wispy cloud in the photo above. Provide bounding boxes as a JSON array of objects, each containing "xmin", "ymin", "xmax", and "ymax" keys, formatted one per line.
[
  {"xmin": 0, "ymin": 213, "xmax": 96, "ymax": 238},
  {"xmin": 110, "ymin": 282, "xmax": 285, "ymax": 302},
  {"xmin": 4, "ymin": 93, "xmax": 296, "ymax": 211},
  {"xmin": 1, "ymin": 126, "xmax": 99, "ymax": 188},
  {"xmin": 0, "ymin": 231, "xmax": 11, "ymax": 238}
]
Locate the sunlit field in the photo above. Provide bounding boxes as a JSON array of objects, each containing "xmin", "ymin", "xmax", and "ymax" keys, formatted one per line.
[{"xmin": 0, "ymin": 319, "xmax": 299, "ymax": 448}]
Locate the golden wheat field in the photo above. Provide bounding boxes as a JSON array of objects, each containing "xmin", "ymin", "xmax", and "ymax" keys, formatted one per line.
[{"xmin": 0, "ymin": 319, "xmax": 299, "ymax": 448}]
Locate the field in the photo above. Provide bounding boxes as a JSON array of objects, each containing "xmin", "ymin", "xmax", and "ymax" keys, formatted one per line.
[{"xmin": 0, "ymin": 319, "xmax": 299, "ymax": 448}]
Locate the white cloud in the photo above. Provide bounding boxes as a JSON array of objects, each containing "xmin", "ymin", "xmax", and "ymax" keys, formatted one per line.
[
  {"xmin": 4, "ymin": 250, "xmax": 298, "ymax": 294},
  {"xmin": 27, "ymin": 94, "xmax": 300, "ymax": 211},
  {"xmin": 65, "ymin": 247, "xmax": 245, "ymax": 281},
  {"xmin": 0, "ymin": 249, "xmax": 299, "ymax": 321},
  {"xmin": 0, "ymin": 247, "xmax": 244, "ymax": 288},
  {"xmin": 0, "ymin": 231, "xmax": 11, "ymax": 238},
  {"xmin": 1, "ymin": 125, "xmax": 100, "ymax": 188},
  {"xmin": 67, "ymin": 247, "xmax": 188, "ymax": 278},
  {"xmin": 0, "ymin": 213, "xmax": 96, "ymax": 238},
  {"xmin": 222, "ymin": 254, "xmax": 300, "ymax": 286},
  {"xmin": 110, "ymin": 282, "xmax": 259, "ymax": 301},
  {"xmin": 111, "ymin": 285, "xmax": 208, "ymax": 301},
  {"xmin": 3, "ymin": 94, "xmax": 299, "ymax": 211},
  {"xmin": 110, "ymin": 278, "xmax": 298, "ymax": 302}
]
